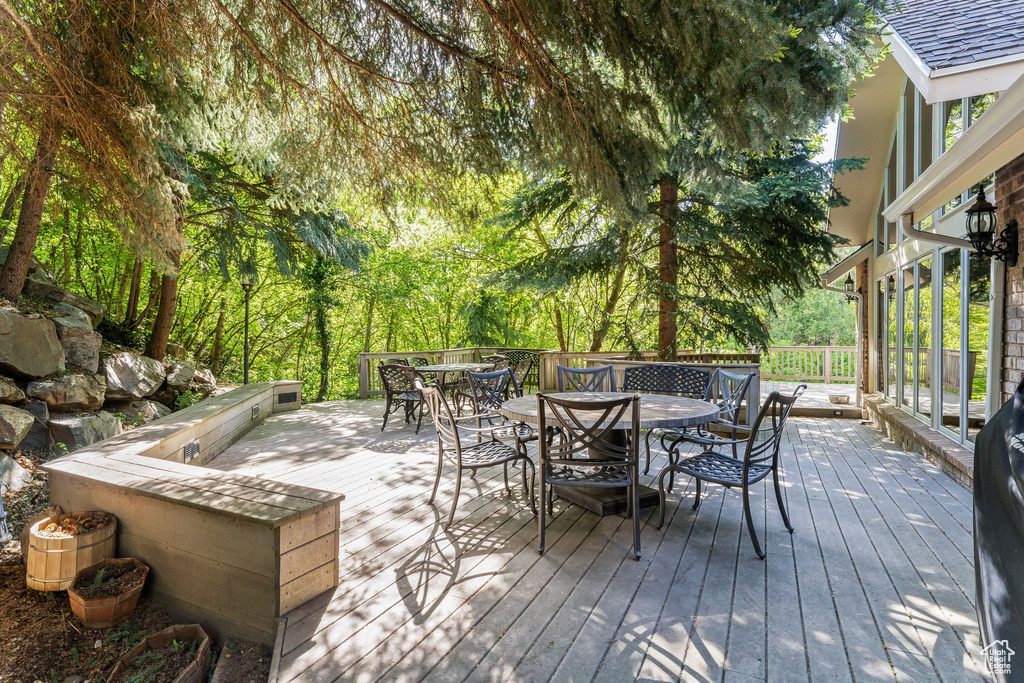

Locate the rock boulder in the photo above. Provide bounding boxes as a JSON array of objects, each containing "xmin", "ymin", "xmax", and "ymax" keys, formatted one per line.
[
  {"xmin": 0, "ymin": 453, "xmax": 32, "ymax": 492},
  {"xmin": 165, "ymin": 362, "xmax": 195, "ymax": 392},
  {"xmin": 19, "ymin": 400, "xmax": 50, "ymax": 452},
  {"xmin": 101, "ymin": 352, "xmax": 165, "ymax": 400},
  {"xmin": 54, "ymin": 317, "xmax": 101, "ymax": 373},
  {"xmin": 193, "ymin": 368, "xmax": 216, "ymax": 386},
  {"xmin": 48, "ymin": 412, "xmax": 122, "ymax": 452},
  {"xmin": 108, "ymin": 399, "xmax": 171, "ymax": 425},
  {"xmin": 0, "ymin": 310, "xmax": 64, "ymax": 378},
  {"xmin": 27, "ymin": 374, "xmax": 106, "ymax": 412},
  {"xmin": 0, "ymin": 405, "xmax": 36, "ymax": 449},
  {"xmin": 22, "ymin": 279, "xmax": 106, "ymax": 329},
  {"xmin": 0, "ymin": 377, "xmax": 25, "ymax": 404}
]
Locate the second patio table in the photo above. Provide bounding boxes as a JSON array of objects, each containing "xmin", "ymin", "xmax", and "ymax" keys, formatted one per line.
[
  {"xmin": 416, "ymin": 362, "xmax": 495, "ymax": 397},
  {"xmin": 499, "ymin": 392, "xmax": 721, "ymax": 516}
]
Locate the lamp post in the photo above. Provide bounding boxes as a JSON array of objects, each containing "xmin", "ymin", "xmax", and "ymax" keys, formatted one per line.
[
  {"xmin": 240, "ymin": 271, "xmax": 256, "ymax": 385},
  {"xmin": 965, "ymin": 185, "xmax": 1018, "ymax": 266}
]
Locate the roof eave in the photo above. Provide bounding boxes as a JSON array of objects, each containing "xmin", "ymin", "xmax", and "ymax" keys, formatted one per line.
[{"xmin": 886, "ymin": 26, "xmax": 1024, "ymax": 104}]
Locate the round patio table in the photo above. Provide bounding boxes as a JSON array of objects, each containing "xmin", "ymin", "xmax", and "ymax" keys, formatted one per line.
[{"xmin": 499, "ymin": 392, "xmax": 720, "ymax": 516}]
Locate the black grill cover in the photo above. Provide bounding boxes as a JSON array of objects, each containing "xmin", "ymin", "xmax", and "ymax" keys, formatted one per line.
[{"xmin": 975, "ymin": 379, "xmax": 1024, "ymax": 682}]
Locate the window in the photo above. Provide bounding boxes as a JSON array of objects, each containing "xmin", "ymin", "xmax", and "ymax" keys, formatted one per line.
[
  {"xmin": 944, "ymin": 100, "xmax": 963, "ymax": 152},
  {"xmin": 902, "ymin": 266, "xmax": 914, "ymax": 408},
  {"xmin": 886, "ymin": 273, "xmax": 897, "ymax": 402},
  {"xmin": 970, "ymin": 94, "xmax": 995, "ymax": 125},
  {"xmin": 940, "ymin": 250, "xmax": 961, "ymax": 435},
  {"xmin": 967, "ymin": 253, "xmax": 991, "ymax": 443},
  {"xmin": 916, "ymin": 258, "xmax": 932, "ymax": 418},
  {"xmin": 876, "ymin": 278, "xmax": 885, "ymax": 393}
]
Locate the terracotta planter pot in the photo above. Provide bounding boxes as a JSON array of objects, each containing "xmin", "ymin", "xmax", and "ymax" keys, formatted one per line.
[
  {"xmin": 68, "ymin": 557, "xmax": 149, "ymax": 629},
  {"xmin": 108, "ymin": 624, "xmax": 212, "ymax": 683}
]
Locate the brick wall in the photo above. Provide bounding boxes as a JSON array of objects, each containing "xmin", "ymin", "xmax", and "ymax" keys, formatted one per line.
[
  {"xmin": 997, "ymin": 153, "xmax": 1024, "ymax": 403},
  {"xmin": 856, "ymin": 260, "xmax": 870, "ymax": 394}
]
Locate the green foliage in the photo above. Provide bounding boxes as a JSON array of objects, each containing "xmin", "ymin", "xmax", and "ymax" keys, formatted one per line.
[
  {"xmin": 769, "ymin": 288, "xmax": 856, "ymax": 346},
  {"xmin": 87, "ymin": 567, "xmax": 109, "ymax": 590}
]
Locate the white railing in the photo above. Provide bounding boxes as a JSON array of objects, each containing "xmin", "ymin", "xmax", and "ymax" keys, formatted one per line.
[{"xmin": 761, "ymin": 346, "xmax": 857, "ymax": 384}]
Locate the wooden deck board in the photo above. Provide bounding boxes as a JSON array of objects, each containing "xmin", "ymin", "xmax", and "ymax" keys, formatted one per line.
[{"xmin": 206, "ymin": 400, "xmax": 988, "ymax": 682}]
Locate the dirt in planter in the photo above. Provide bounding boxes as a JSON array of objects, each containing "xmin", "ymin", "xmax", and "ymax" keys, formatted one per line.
[
  {"xmin": 112, "ymin": 638, "xmax": 200, "ymax": 683},
  {"xmin": 214, "ymin": 640, "xmax": 273, "ymax": 681},
  {"xmin": 73, "ymin": 562, "xmax": 146, "ymax": 599},
  {"xmin": 0, "ymin": 563, "xmax": 174, "ymax": 682},
  {"xmin": 37, "ymin": 512, "xmax": 113, "ymax": 538}
]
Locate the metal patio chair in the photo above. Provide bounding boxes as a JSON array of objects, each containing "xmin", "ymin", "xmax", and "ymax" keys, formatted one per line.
[
  {"xmin": 408, "ymin": 356, "xmax": 437, "ymax": 384},
  {"xmin": 382, "ymin": 357, "xmax": 409, "ymax": 366},
  {"xmin": 480, "ymin": 354, "xmax": 506, "ymax": 366},
  {"xmin": 511, "ymin": 358, "xmax": 534, "ymax": 396},
  {"xmin": 655, "ymin": 385, "xmax": 805, "ymax": 559},
  {"xmin": 557, "ymin": 364, "xmax": 617, "ymax": 393},
  {"xmin": 621, "ymin": 365, "xmax": 712, "ymax": 475},
  {"xmin": 659, "ymin": 368, "xmax": 755, "ymax": 490},
  {"xmin": 378, "ymin": 364, "xmax": 425, "ymax": 433},
  {"xmin": 537, "ymin": 392, "xmax": 642, "ymax": 560},
  {"xmin": 504, "ymin": 350, "xmax": 540, "ymax": 392},
  {"xmin": 419, "ymin": 381, "xmax": 536, "ymax": 528}
]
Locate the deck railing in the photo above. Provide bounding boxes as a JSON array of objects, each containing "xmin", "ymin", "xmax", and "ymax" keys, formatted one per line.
[{"xmin": 760, "ymin": 346, "xmax": 857, "ymax": 384}]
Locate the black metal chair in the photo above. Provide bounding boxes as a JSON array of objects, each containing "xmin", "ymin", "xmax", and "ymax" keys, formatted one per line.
[
  {"xmin": 378, "ymin": 364, "xmax": 425, "ymax": 433},
  {"xmin": 504, "ymin": 350, "xmax": 540, "ymax": 392},
  {"xmin": 420, "ymin": 381, "xmax": 536, "ymax": 528},
  {"xmin": 510, "ymin": 358, "xmax": 534, "ymax": 396},
  {"xmin": 408, "ymin": 356, "xmax": 437, "ymax": 384},
  {"xmin": 537, "ymin": 392, "xmax": 642, "ymax": 560},
  {"xmin": 480, "ymin": 354, "xmax": 506, "ymax": 366},
  {"xmin": 621, "ymin": 365, "xmax": 712, "ymax": 474},
  {"xmin": 557, "ymin": 364, "xmax": 617, "ymax": 392},
  {"xmin": 662, "ymin": 368, "xmax": 756, "ymax": 454},
  {"xmin": 656, "ymin": 385, "xmax": 805, "ymax": 559},
  {"xmin": 383, "ymin": 357, "xmax": 409, "ymax": 366}
]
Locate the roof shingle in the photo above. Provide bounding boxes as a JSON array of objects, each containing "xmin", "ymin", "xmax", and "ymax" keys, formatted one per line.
[{"xmin": 886, "ymin": 0, "xmax": 1024, "ymax": 70}]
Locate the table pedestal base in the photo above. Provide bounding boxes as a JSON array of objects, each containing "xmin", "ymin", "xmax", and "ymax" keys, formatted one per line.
[{"xmin": 552, "ymin": 484, "xmax": 660, "ymax": 517}]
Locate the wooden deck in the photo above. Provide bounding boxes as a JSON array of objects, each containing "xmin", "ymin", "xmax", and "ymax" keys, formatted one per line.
[{"xmin": 209, "ymin": 400, "xmax": 987, "ymax": 682}]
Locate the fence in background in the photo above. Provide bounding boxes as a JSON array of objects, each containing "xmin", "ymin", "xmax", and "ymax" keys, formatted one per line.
[{"xmin": 760, "ymin": 346, "xmax": 857, "ymax": 384}]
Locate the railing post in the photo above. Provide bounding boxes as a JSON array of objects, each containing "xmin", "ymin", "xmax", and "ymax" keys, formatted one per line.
[
  {"xmin": 824, "ymin": 346, "xmax": 832, "ymax": 384},
  {"xmin": 358, "ymin": 353, "xmax": 368, "ymax": 400}
]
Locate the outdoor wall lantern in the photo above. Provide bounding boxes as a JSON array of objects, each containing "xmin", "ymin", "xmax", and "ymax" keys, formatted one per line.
[
  {"xmin": 239, "ymin": 270, "xmax": 257, "ymax": 385},
  {"xmin": 965, "ymin": 186, "xmax": 1018, "ymax": 267},
  {"xmin": 887, "ymin": 274, "xmax": 895, "ymax": 303},
  {"xmin": 843, "ymin": 273, "xmax": 857, "ymax": 302}
]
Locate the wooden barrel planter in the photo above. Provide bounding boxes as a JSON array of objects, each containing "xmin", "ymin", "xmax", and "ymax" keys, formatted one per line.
[
  {"xmin": 25, "ymin": 511, "xmax": 117, "ymax": 591},
  {"xmin": 108, "ymin": 624, "xmax": 211, "ymax": 683},
  {"xmin": 68, "ymin": 557, "xmax": 149, "ymax": 628}
]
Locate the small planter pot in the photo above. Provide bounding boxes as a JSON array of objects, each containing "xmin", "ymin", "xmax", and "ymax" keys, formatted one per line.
[
  {"xmin": 68, "ymin": 557, "xmax": 149, "ymax": 629},
  {"xmin": 108, "ymin": 624, "xmax": 212, "ymax": 683}
]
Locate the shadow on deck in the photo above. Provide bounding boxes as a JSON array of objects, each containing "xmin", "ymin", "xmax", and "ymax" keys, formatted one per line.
[{"xmin": 208, "ymin": 399, "xmax": 984, "ymax": 682}]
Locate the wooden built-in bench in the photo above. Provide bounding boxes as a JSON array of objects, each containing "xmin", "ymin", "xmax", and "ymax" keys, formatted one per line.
[{"xmin": 43, "ymin": 381, "xmax": 343, "ymax": 645}]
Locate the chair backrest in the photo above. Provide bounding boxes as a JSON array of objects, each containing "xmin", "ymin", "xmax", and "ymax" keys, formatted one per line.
[
  {"xmin": 418, "ymin": 381, "xmax": 461, "ymax": 454},
  {"xmin": 379, "ymin": 364, "xmax": 418, "ymax": 394},
  {"xmin": 504, "ymin": 350, "xmax": 538, "ymax": 365},
  {"xmin": 557, "ymin": 365, "xmax": 617, "ymax": 392},
  {"xmin": 491, "ymin": 359, "xmax": 510, "ymax": 371},
  {"xmin": 704, "ymin": 368, "xmax": 756, "ymax": 426},
  {"xmin": 743, "ymin": 385, "xmax": 805, "ymax": 467},
  {"xmin": 382, "ymin": 357, "xmax": 409, "ymax": 366},
  {"xmin": 510, "ymin": 359, "xmax": 533, "ymax": 397},
  {"xmin": 408, "ymin": 356, "xmax": 431, "ymax": 367},
  {"xmin": 466, "ymin": 369, "xmax": 514, "ymax": 413},
  {"xmin": 621, "ymin": 364, "xmax": 710, "ymax": 397},
  {"xmin": 480, "ymin": 354, "xmax": 506, "ymax": 365},
  {"xmin": 538, "ymin": 392, "xmax": 639, "ymax": 466}
]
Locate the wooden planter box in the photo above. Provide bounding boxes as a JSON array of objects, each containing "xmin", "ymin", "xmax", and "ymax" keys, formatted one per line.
[
  {"xmin": 68, "ymin": 557, "xmax": 149, "ymax": 628},
  {"xmin": 108, "ymin": 624, "xmax": 211, "ymax": 683},
  {"xmin": 26, "ymin": 511, "xmax": 116, "ymax": 591}
]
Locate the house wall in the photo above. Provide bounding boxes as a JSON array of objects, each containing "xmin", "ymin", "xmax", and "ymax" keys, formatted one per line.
[{"xmin": 997, "ymin": 153, "xmax": 1024, "ymax": 402}]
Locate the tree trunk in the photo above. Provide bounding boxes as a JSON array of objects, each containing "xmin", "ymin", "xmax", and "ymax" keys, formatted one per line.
[
  {"xmin": 0, "ymin": 176, "xmax": 25, "ymax": 241},
  {"xmin": 554, "ymin": 306, "xmax": 567, "ymax": 352},
  {"xmin": 122, "ymin": 257, "xmax": 143, "ymax": 325},
  {"xmin": 0, "ymin": 119, "xmax": 63, "ymax": 300},
  {"xmin": 314, "ymin": 299, "xmax": 330, "ymax": 402},
  {"xmin": 210, "ymin": 297, "xmax": 227, "ymax": 375},
  {"xmin": 589, "ymin": 243, "xmax": 629, "ymax": 353},
  {"xmin": 361, "ymin": 294, "xmax": 375, "ymax": 352},
  {"xmin": 129, "ymin": 268, "xmax": 160, "ymax": 329},
  {"xmin": 656, "ymin": 178, "xmax": 678, "ymax": 360},
  {"xmin": 144, "ymin": 251, "xmax": 181, "ymax": 361}
]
